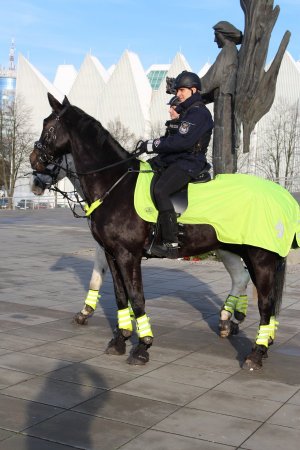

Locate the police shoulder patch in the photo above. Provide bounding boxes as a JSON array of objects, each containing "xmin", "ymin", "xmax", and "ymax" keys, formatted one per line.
[{"xmin": 179, "ymin": 121, "xmax": 190, "ymax": 134}]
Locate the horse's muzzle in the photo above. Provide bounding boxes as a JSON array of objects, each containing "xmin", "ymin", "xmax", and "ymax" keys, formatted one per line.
[{"xmin": 31, "ymin": 172, "xmax": 53, "ymax": 195}]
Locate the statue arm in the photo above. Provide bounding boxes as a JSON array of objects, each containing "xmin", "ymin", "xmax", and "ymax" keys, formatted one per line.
[{"xmin": 235, "ymin": 0, "xmax": 291, "ymax": 152}]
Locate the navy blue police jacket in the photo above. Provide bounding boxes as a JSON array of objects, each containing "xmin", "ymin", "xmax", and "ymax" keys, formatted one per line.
[{"xmin": 151, "ymin": 92, "xmax": 213, "ymax": 177}]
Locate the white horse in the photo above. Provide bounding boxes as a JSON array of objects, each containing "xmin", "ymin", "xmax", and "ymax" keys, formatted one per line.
[{"xmin": 31, "ymin": 154, "xmax": 250, "ymax": 335}]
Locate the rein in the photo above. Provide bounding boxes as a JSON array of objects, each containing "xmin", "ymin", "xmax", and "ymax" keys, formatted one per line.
[
  {"xmin": 49, "ymin": 155, "xmax": 138, "ymax": 176},
  {"xmin": 84, "ymin": 170, "xmax": 131, "ymax": 217},
  {"xmin": 35, "ymin": 118, "xmax": 149, "ymax": 177}
]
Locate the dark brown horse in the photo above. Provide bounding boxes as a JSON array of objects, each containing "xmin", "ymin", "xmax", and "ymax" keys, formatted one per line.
[{"xmin": 30, "ymin": 93, "xmax": 298, "ymax": 370}]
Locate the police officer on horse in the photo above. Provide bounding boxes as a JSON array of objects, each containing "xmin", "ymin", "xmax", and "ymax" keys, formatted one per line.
[
  {"xmin": 141, "ymin": 71, "xmax": 214, "ymax": 258},
  {"xmin": 164, "ymin": 95, "xmax": 181, "ymax": 136}
]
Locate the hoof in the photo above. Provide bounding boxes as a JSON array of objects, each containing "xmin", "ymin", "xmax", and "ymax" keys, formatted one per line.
[
  {"xmin": 243, "ymin": 345, "xmax": 267, "ymax": 370},
  {"xmin": 72, "ymin": 313, "xmax": 88, "ymax": 325},
  {"xmin": 127, "ymin": 343, "xmax": 150, "ymax": 365},
  {"xmin": 105, "ymin": 337, "xmax": 126, "ymax": 355},
  {"xmin": 242, "ymin": 357, "xmax": 262, "ymax": 371},
  {"xmin": 72, "ymin": 312, "xmax": 90, "ymax": 325},
  {"xmin": 72, "ymin": 305, "xmax": 95, "ymax": 325},
  {"xmin": 234, "ymin": 311, "xmax": 246, "ymax": 323},
  {"xmin": 219, "ymin": 320, "xmax": 239, "ymax": 338},
  {"xmin": 105, "ymin": 328, "xmax": 130, "ymax": 356}
]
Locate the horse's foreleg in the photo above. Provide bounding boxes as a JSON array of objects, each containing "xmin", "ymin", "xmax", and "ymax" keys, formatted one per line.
[
  {"xmin": 111, "ymin": 251, "xmax": 153, "ymax": 365},
  {"xmin": 217, "ymin": 250, "xmax": 250, "ymax": 337},
  {"xmin": 73, "ymin": 245, "xmax": 109, "ymax": 325},
  {"xmin": 104, "ymin": 254, "xmax": 133, "ymax": 356}
]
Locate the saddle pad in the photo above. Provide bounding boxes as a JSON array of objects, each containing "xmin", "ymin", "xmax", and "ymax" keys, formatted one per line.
[{"xmin": 134, "ymin": 162, "xmax": 300, "ymax": 257}]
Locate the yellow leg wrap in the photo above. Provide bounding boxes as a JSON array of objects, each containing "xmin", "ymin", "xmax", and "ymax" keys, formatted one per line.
[
  {"xmin": 269, "ymin": 316, "xmax": 279, "ymax": 340},
  {"xmin": 118, "ymin": 307, "xmax": 133, "ymax": 331},
  {"xmin": 136, "ymin": 314, "xmax": 153, "ymax": 338},
  {"xmin": 85, "ymin": 289, "xmax": 100, "ymax": 309},
  {"xmin": 236, "ymin": 295, "xmax": 248, "ymax": 315},
  {"xmin": 256, "ymin": 324, "xmax": 271, "ymax": 347},
  {"xmin": 128, "ymin": 300, "xmax": 135, "ymax": 319},
  {"xmin": 223, "ymin": 295, "xmax": 238, "ymax": 315}
]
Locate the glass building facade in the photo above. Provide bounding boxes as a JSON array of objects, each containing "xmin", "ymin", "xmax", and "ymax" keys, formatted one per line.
[
  {"xmin": 0, "ymin": 76, "xmax": 16, "ymax": 108},
  {"xmin": 147, "ymin": 70, "xmax": 168, "ymax": 90}
]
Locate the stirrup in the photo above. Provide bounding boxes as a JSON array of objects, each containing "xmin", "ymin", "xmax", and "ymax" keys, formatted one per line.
[{"xmin": 150, "ymin": 242, "xmax": 179, "ymax": 259}]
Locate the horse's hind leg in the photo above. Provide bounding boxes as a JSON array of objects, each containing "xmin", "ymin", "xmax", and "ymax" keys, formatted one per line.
[
  {"xmin": 73, "ymin": 245, "xmax": 109, "ymax": 325},
  {"xmin": 104, "ymin": 254, "xmax": 133, "ymax": 356},
  {"xmin": 243, "ymin": 250, "xmax": 285, "ymax": 370},
  {"xmin": 218, "ymin": 250, "xmax": 250, "ymax": 338}
]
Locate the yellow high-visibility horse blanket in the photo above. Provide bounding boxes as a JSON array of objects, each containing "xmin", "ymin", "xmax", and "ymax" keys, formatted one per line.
[{"xmin": 134, "ymin": 162, "xmax": 300, "ymax": 257}]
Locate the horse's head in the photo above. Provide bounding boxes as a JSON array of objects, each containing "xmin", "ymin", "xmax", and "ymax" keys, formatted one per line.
[
  {"xmin": 30, "ymin": 93, "xmax": 72, "ymax": 173},
  {"xmin": 30, "ymin": 92, "xmax": 134, "ymax": 182},
  {"xmin": 30, "ymin": 154, "xmax": 77, "ymax": 196}
]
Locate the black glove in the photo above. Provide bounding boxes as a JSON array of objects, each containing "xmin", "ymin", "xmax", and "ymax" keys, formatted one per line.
[{"xmin": 136, "ymin": 140, "xmax": 154, "ymax": 154}]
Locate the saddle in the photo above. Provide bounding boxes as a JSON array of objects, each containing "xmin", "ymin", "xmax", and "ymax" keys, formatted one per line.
[{"xmin": 150, "ymin": 163, "xmax": 211, "ymax": 215}]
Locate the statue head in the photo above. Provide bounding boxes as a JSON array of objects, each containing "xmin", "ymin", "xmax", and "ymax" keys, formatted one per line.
[{"xmin": 213, "ymin": 21, "xmax": 243, "ymax": 48}]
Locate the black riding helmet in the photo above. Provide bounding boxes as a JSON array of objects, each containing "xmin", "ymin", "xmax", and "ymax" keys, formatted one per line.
[
  {"xmin": 173, "ymin": 71, "xmax": 201, "ymax": 91},
  {"xmin": 167, "ymin": 96, "xmax": 180, "ymax": 107}
]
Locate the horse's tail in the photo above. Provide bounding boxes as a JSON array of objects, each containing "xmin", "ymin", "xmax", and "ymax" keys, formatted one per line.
[{"xmin": 271, "ymin": 256, "xmax": 286, "ymax": 316}]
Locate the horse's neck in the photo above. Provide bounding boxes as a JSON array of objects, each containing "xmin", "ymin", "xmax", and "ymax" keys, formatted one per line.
[{"xmin": 65, "ymin": 114, "xmax": 134, "ymax": 199}]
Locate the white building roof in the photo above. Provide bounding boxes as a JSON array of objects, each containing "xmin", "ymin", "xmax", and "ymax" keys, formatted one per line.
[
  {"xmin": 107, "ymin": 64, "xmax": 116, "ymax": 77},
  {"xmin": 53, "ymin": 64, "xmax": 78, "ymax": 95},
  {"xmin": 98, "ymin": 50, "xmax": 152, "ymax": 139},
  {"xmin": 273, "ymin": 52, "xmax": 300, "ymax": 105},
  {"xmin": 15, "ymin": 53, "xmax": 63, "ymax": 136},
  {"xmin": 198, "ymin": 62, "xmax": 211, "ymax": 78},
  {"xmin": 68, "ymin": 54, "xmax": 108, "ymax": 118}
]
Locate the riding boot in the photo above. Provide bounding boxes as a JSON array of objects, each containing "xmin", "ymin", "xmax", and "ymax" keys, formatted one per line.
[{"xmin": 150, "ymin": 210, "xmax": 179, "ymax": 259}]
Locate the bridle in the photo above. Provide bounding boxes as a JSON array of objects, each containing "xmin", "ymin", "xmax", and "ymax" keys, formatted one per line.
[
  {"xmin": 34, "ymin": 118, "xmax": 61, "ymax": 165},
  {"xmin": 34, "ymin": 103, "xmax": 70, "ymax": 166},
  {"xmin": 32, "ymin": 154, "xmax": 86, "ymax": 217}
]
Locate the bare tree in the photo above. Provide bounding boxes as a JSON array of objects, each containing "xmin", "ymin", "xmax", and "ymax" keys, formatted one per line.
[
  {"xmin": 148, "ymin": 121, "xmax": 165, "ymax": 140},
  {"xmin": 0, "ymin": 95, "xmax": 34, "ymax": 203},
  {"xmin": 107, "ymin": 119, "xmax": 138, "ymax": 152},
  {"xmin": 252, "ymin": 100, "xmax": 300, "ymax": 190}
]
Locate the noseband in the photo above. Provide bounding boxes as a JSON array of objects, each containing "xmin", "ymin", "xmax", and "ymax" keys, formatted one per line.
[{"xmin": 32, "ymin": 158, "xmax": 63, "ymax": 190}]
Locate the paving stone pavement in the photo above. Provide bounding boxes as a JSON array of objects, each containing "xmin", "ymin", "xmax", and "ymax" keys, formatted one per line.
[{"xmin": 0, "ymin": 208, "xmax": 300, "ymax": 450}]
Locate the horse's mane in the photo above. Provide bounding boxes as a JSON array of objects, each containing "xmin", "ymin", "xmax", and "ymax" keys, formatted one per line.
[{"xmin": 69, "ymin": 104, "xmax": 134, "ymax": 161}]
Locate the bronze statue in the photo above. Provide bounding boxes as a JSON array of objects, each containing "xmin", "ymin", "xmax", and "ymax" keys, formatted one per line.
[
  {"xmin": 201, "ymin": 1, "xmax": 291, "ymax": 174},
  {"xmin": 201, "ymin": 21, "xmax": 243, "ymax": 174}
]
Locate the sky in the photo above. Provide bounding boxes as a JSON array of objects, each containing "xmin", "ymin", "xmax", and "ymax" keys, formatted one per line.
[{"xmin": 0, "ymin": 0, "xmax": 299, "ymax": 82}]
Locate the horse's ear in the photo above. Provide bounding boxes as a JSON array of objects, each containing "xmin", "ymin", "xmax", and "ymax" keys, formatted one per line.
[
  {"xmin": 47, "ymin": 92, "xmax": 63, "ymax": 114},
  {"xmin": 62, "ymin": 96, "xmax": 71, "ymax": 107}
]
